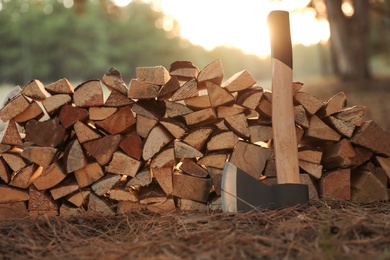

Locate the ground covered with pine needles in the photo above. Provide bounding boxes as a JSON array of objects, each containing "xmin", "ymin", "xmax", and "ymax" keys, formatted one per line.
[{"xmin": 0, "ymin": 200, "xmax": 389, "ymax": 260}]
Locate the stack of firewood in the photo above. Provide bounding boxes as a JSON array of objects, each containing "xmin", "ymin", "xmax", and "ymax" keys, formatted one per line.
[{"xmin": 0, "ymin": 59, "xmax": 389, "ymax": 219}]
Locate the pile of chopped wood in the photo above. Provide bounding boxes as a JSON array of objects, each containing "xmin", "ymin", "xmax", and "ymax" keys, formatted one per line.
[{"xmin": 0, "ymin": 59, "xmax": 389, "ymax": 219}]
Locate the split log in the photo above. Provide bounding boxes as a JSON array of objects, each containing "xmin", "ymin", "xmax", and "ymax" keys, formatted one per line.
[
  {"xmin": 32, "ymin": 162, "xmax": 67, "ymax": 190},
  {"xmin": 256, "ymin": 96, "xmax": 272, "ymax": 118},
  {"xmin": 50, "ymin": 179, "xmax": 79, "ymax": 200},
  {"xmin": 160, "ymin": 118, "xmax": 188, "ymax": 139},
  {"xmin": 73, "ymin": 121, "xmax": 101, "ymax": 144},
  {"xmin": 248, "ymin": 123, "xmax": 273, "ymax": 143},
  {"xmin": 45, "ymin": 78, "xmax": 74, "ymax": 95},
  {"xmin": 319, "ymin": 168, "xmax": 351, "ymax": 200},
  {"xmin": 229, "ymin": 140, "xmax": 273, "ymax": 179},
  {"xmin": 119, "ymin": 132, "xmax": 143, "ymax": 160},
  {"xmin": 74, "ymin": 162, "xmax": 104, "ymax": 188},
  {"xmin": 63, "ymin": 138, "xmax": 87, "ymax": 173},
  {"xmin": 375, "ymin": 156, "xmax": 390, "ymax": 178},
  {"xmin": 298, "ymin": 147, "xmax": 322, "ymax": 164},
  {"xmin": 350, "ymin": 147, "xmax": 373, "ymax": 168},
  {"xmin": 293, "ymin": 91, "xmax": 323, "ymax": 115},
  {"xmin": 2, "ymin": 152, "xmax": 28, "ymax": 172},
  {"xmin": 197, "ymin": 152, "xmax": 228, "ymax": 169},
  {"xmin": 28, "ymin": 186, "xmax": 58, "ymax": 216},
  {"xmin": 0, "ymin": 119, "xmax": 23, "ymax": 146},
  {"xmin": 142, "ymin": 125, "xmax": 174, "ymax": 161},
  {"xmin": 294, "ymin": 105, "xmax": 310, "ymax": 128},
  {"xmin": 173, "ymin": 172, "xmax": 211, "ymax": 203},
  {"xmin": 13, "ymin": 101, "xmax": 44, "ymax": 124},
  {"xmin": 206, "ymin": 131, "xmax": 238, "ymax": 151},
  {"xmin": 207, "ymin": 167, "xmax": 222, "ymax": 195},
  {"xmin": 139, "ymin": 183, "xmax": 166, "ymax": 204},
  {"xmin": 184, "ymin": 108, "xmax": 217, "ymax": 126},
  {"xmin": 0, "ymin": 157, "xmax": 11, "ymax": 183},
  {"xmin": 83, "ymin": 134, "xmax": 121, "ymax": 165},
  {"xmin": 91, "ymin": 174, "xmax": 122, "ymax": 196},
  {"xmin": 170, "ymin": 78, "xmax": 198, "ymax": 101},
  {"xmin": 132, "ymin": 99, "xmax": 165, "ymax": 120},
  {"xmin": 59, "ymin": 104, "xmax": 89, "ymax": 129},
  {"xmin": 136, "ymin": 65, "xmax": 170, "ymax": 85},
  {"xmin": 217, "ymin": 104, "xmax": 247, "ymax": 118},
  {"xmin": 136, "ymin": 114, "xmax": 158, "ymax": 138},
  {"xmin": 42, "ymin": 94, "xmax": 72, "ymax": 115},
  {"xmin": 158, "ymin": 76, "xmax": 180, "ymax": 99},
  {"xmin": 102, "ymin": 67, "xmax": 128, "ymax": 95},
  {"xmin": 197, "ymin": 59, "xmax": 224, "ymax": 89},
  {"xmin": 105, "ymin": 89, "xmax": 134, "ymax": 107},
  {"xmin": 126, "ymin": 169, "xmax": 152, "ymax": 188},
  {"xmin": 73, "ymin": 80, "xmax": 104, "ymax": 108},
  {"xmin": 318, "ymin": 92, "xmax": 347, "ymax": 118},
  {"xmin": 165, "ymin": 100, "xmax": 193, "ymax": 118},
  {"xmin": 95, "ymin": 106, "xmax": 135, "ymax": 135},
  {"xmin": 128, "ymin": 79, "xmax": 160, "ymax": 99},
  {"xmin": 150, "ymin": 146, "xmax": 176, "ymax": 169},
  {"xmin": 300, "ymin": 174, "xmax": 319, "ymax": 200},
  {"xmin": 182, "ymin": 127, "xmax": 214, "ymax": 151},
  {"xmin": 325, "ymin": 116, "xmax": 355, "ymax": 138},
  {"xmin": 221, "ymin": 69, "xmax": 256, "ymax": 92},
  {"xmin": 224, "ymin": 113, "xmax": 250, "ymax": 139},
  {"xmin": 333, "ymin": 105, "xmax": 366, "ymax": 126},
  {"xmin": 321, "ymin": 139, "xmax": 356, "ymax": 169},
  {"xmin": 109, "ymin": 188, "xmax": 139, "ymax": 202},
  {"xmin": 236, "ymin": 86, "xmax": 263, "ymax": 110},
  {"xmin": 22, "ymin": 79, "xmax": 50, "ymax": 101},
  {"xmin": 0, "ymin": 202, "xmax": 28, "ymax": 220},
  {"xmin": 206, "ymin": 81, "xmax": 235, "ymax": 108},
  {"xmin": 351, "ymin": 167, "xmax": 388, "ymax": 203},
  {"xmin": 9, "ymin": 164, "xmax": 39, "ymax": 189},
  {"xmin": 169, "ymin": 60, "xmax": 199, "ymax": 81},
  {"xmin": 179, "ymin": 158, "xmax": 208, "ymax": 178},
  {"xmin": 174, "ymin": 140, "xmax": 203, "ymax": 158},
  {"xmin": 88, "ymin": 193, "xmax": 115, "ymax": 216},
  {"xmin": 152, "ymin": 167, "xmax": 173, "ymax": 195},
  {"xmin": 298, "ymin": 160, "xmax": 323, "ymax": 179},
  {"xmin": 184, "ymin": 95, "xmax": 211, "ymax": 111},
  {"xmin": 179, "ymin": 199, "xmax": 207, "ymax": 211},
  {"xmin": 89, "ymin": 107, "xmax": 117, "ymax": 121},
  {"xmin": 305, "ymin": 115, "xmax": 341, "ymax": 142},
  {"xmin": 146, "ymin": 198, "xmax": 176, "ymax": 214},
  {"xmin": 25, "ymin": 118, "xmax": 67, "ymax": 147},
  {"xmin": 350, "ymin": 120, "xmax": 390, "ymax": 157},
  {"xmin": 66, "ymin": 190, "xmax": 90, "ymax": 207},
  {"xmin": 0, "ymin": 185, "xmax": 29, "ymax": 203},
  {"xmin": 0, "ymin": 93, "xmax": 30, "ymax": 122},
  {"xmin": 105, "ymin": 151, "xmax": 141, "ymax": 177}
]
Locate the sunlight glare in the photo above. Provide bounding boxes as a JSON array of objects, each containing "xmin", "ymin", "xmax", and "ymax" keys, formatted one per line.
[{"xmin": 112, "ymin": 0, "xmax": 133, "ymax": 7}]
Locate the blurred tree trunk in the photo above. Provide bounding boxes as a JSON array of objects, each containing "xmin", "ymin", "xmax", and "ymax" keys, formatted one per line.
[{"xmin": 325, "ymin": 0, "xmax": 371, "ymax": 80}]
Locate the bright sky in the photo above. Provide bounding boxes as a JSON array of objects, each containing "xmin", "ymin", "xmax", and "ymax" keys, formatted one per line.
[{"xmin": 112, "ymin": 0, "xmax": 330, "ymax": 58}]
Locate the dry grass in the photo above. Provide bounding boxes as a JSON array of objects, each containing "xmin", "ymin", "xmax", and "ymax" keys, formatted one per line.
[{"xmin": 0, "ymin": 200, "xmax": 389, "ymax": 260}]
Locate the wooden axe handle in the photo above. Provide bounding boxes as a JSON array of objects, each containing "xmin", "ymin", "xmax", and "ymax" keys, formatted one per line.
[{"xmin": 268, "ymin": 11, "xmax": 300, "ymax": 184}]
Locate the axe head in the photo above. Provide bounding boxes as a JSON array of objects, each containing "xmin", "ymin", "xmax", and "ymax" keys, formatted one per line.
[{"xmin": 221, "ymin": 162, "xmax": 309, "ymax": 212}]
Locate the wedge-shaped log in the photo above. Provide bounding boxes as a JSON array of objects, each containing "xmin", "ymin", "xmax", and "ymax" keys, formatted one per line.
[
  {"xmin": 119, "ymin": 132, "xmax": 143, "ymax": 160},
  {"xmin": 152, "ymin": 166, "xmax": 173, "ymax": 195},
  {"xmin": 230, "ymin": 140, "xmax": 273, "ymax": 179},
  {"xmin": 333, "ymin": 105, "xmax": 366, "ymax": 126},
  {"xmin": 128, "ymin": 79, "xmax": 160, "ymax": 99},
  {"xmin": 136, "ymin": 114, "xmax": 158, "ymax": 138},
  {"xmin": 13, "ymin": 101, "xmax": 44, "ymax": 124},
  {"xmin": 321, "ymin": 139, "xmax": 356, "ymax": 170},
  {"xmin": 0, "ymin": 185, "xmax": 29, "ymax": 203},
  {"xmin": 299, "ymin": 160, "xmax": 323, "ymax": 179},
  {"xmin": 351, "ymin": 167, "xmax": 389, "ymax": 203},
  {"xmin": 2, "ymin": 152, "xmax": 28, "ymax": 172},
  {"xmin": 88, "ymin": 193, "xmax": 115, "ymax": 216},
  {"xmin": 45, "ymin": 78, "xmax": 74, "ymax": 95},
  {"xmin": 63, "ymin": 138, "xmax": 87, "ymax": 173},
  {"xmin": 182, "ymin": 126, "xmax": 214, "ymax": 151},
  {"xmin": 33, "ymin": 162, "xmax": 67, "ymax": 190},
  {"xmin": 127, "ymin": 169, "xmax": 152, "ymax": 188},
  {"xmin": 25, "ymin": 118, "xmax": 67, "ymax": 147},
  {"xmin": 236, "ymin": 86, "xmax": 264, "ymax": 110},
  {"xmin": 174, "ymin": 140, "xmax": 203, "ymax": 158},
  {"xmin": 319, "ymin": 168, "xmax": 351, "ymax": 200},
  {"xmin": 165, "ymin": 100, "xmax": 193, "ymax": 118},
  {"xmin": 142, "ymin": 125, "xmax": 174, "ymax": 161},
  {"xmin": 197, "ymin": 59, "xmax": 224, "ymax": 89},
  {"xmin": 91, "ymin": 174, "xmax": 122, "ymax": 196},
  {"xmin": 74, "ymin": 121, "xmax": 101, "ymax": 144},
  {"xmin": 0, "ymin": 93, "xmax": 30, "ymax": 122},
  {"xmin": 109, "ymin": 188, "xmax": 139, "ymax": 202},
  {"xmin": 222, "ymin": 70, "xmax": 256, "ymax": 92},
  {"xmin": 325, "ymin": 116, "xmax": 355, "ymax": 138},
  {"xmin": 102, "ymin": 67, "xmax": 128, "ymax": 95},
  {"xmin": 0, "ymin": 119, "xmax": 22, "ymax": 146},
  {"xmin": 169, "ymin": 60, "xmax": 199, "ymax": 81},
  {"xmin": 248, "ymin": 123, "xmax": 273, "ymax": 143},
  {"xmin": 217, "ymin": 104, "xmax": 247, "ymax": 119},
  {"xmin": 184, "ymin": 108, "xmax": 217, "ymax": 126},
  {"xmin": 83, "ymin": 134, "xmax": 121, "ymax": 166},
  {"xmin": 59, "ymin": 104, "xmax": 89, "ymax": 129},
  {"xmin": 173, "ymin": 172, "xmax": 212, "ymax": 203},
  {"xmin": 293, "ymin": 91, "xmax": 323, "ymax": 115},
  {"xmin": 105, "ymin": 89, "xmax": 134, "ymax": 107},
  {"xmin": 158, "ymin": 76, "xmax": 180, "ymax": 100},
  {"xmin": 180, "ymin": 158, "xmax": 208, "ymax": 178},
  {"xmin": 206, "ymin": 131, "xmax": 238, "ymax": 151},
  {"xmin": 89, "ymin": 107, "xmax": 116, "ymax": 121},
  {"xmin": 74, "ymin": 162, "xmax": 104, "ymax": 188},
  {"xmin": 150, "ymin": 146, "xmax": 175, "ymax": 169},
  {"xmin": 73, "ymin": 79, "xmax": 104, "ymax": 107},
  {"xmin": 106, "ymin": 151, "xmax": 141, "ymax": 177},
  {"xmin": 28, "ymin": 186, "xmax": 58, "ymax": 216},
  {"xmin": 197, "ymin": 152, "xmax": 228, "ymax": 169},
  {"xmin": 224, "ymin": 113, "xmax": 250, "ymax": 139},
  {"xmin": 136, "ymin": 65, "xmax": 170, "ymax": 85},
  {"xmin": 170, "ymin": 78, "xmax": 198, "ymax": 101},
  {"xmin": 9, "ymin": 164, "xmax": 40, "ymax": 189},
  {"xmin": 95, "ymin": 106, "xmax": 135, "ymax": 135},
  {"xmin": 67, "ymin": 190, "xmax": 90, "ymax": 207},
  {"xmin": 294, "ymin": 105, "xmax": 309, "ymax": 128},
  {"xmin": 350, "ymin": 120, "xmax": 390, "ymax": 157},
  {"xmin": 132, "ymin": 99, "xmax": 165, "ymax": 120},
  {"xmin": 184, "ymin": 95, "xmax": 211, "ymax": 111},
  {"xmin": 305, "ymin": 115, "xmax": 341, "ymax": 142},
  {"xmin": 160, "ymin": 118, "xmax": 188, "ymax": 139},
  {"xmin": 206, "ymin": 81, "xmax": 235, "ymax": 108},
  {"xmin": 42, "ymin": 94, "xmax": 72, "ymax": 115},
  {"xmin": 318, "ymin": 92, "xmax": 347, "ymax": 118},
  {"xmin": 50, "ymin": 179, "xmax": 79, "ymax": 200},
  {"xmin": 22, "ymin": 79, "xmax": 50, "ymax": 101},
  {"xmin": 0, "ymin": 157, "xmax": 11, "ymax": 183}
]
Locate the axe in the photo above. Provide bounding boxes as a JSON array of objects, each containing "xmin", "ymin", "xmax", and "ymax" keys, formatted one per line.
[{"xmin": 221, "ymin": 11, "xmax": 309, "ymax": 212}]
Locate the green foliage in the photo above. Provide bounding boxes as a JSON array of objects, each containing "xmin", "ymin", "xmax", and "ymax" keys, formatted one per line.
[{"xmin": 0, "ymin": 0, "xmax": 268, "ymax": 86}]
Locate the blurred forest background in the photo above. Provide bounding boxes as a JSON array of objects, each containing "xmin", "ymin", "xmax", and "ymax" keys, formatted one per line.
[{"xmin": 0, "ymin": 0, "xmax": 389, "ymax": 90}]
